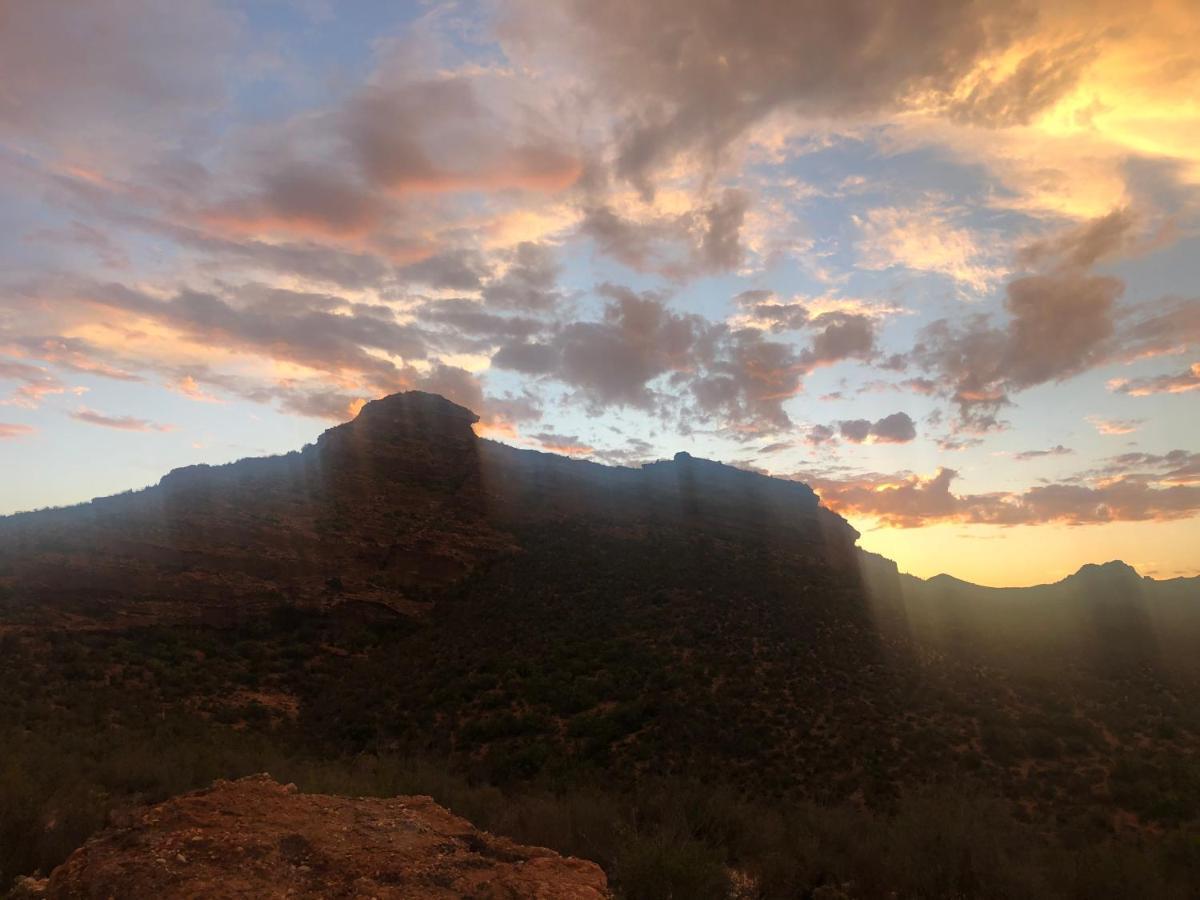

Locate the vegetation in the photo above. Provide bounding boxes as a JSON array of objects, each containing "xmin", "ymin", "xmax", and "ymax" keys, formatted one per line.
[
  {"xmin": 1, "ymin": 421, "xmax": 1197, "ymax": 897},
  {"xmin": 2, "ymin": 575, "xmax": 1199, "ymax": 898}
]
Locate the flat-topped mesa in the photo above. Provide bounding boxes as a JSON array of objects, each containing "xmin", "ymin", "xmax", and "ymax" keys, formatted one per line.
[
  {"xmin": 312, "ymin": 391, "xmax": 484, "ymax": 489},
  {"xmin": 338, "ymin": 390, "xmax": 479, "ymax": 439}
]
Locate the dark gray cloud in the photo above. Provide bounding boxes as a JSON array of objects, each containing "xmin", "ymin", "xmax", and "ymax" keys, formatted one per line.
[
  {"xmin": 579, "ymin": 188, "xmax": 750, "ymax": 278},
  {"xmin": 229, "ymin": 161, "xmax": 385, "ymax": 235},
  {"xmin": 869, "ymin": 411, "xmax": 918, "ymax": 443},
  {"xmin": 481, "ymin": 242, "xmax": 564, "ymax": 311},
  {"xmin": 803, "ymin": 312, "xmax": 877, "ymax": 365},
  {"xmin": 838, "ymin": 419, "xmax": 872, "ymax": 443},
  {"xmin": 910, "ymin": 211, "xmax": 1140, "ymax": 430},
  {"xmin": 490, "ymin": 282, "xmax": 809, "ymax": 434},
  {"xmin": 1013, "ymin": 444, "xmax": 1073, "ymax": 461},
  {"xmin": 1016, "ymin": 207, "xmax": 1139, "ymax": 270},
  {"xmin": 698, "ymin": 189, "xmax": 749, "ymax": 271},
  {"xmin": 399, "ymin": 250, "xmax": 492, "ymax": 291},
  {"xmin": 416, "ymin": 299, "xmax": 541, "ymax": 342},
  {"xmin": 491, "ymin": 341, "xmax": 560, "ymax": 375},
  {"xmin": 1087, "ymin": 449, "xmax": 1200, "ymax": 484},
  {"xmin": 836, "ymin": 411, "xmax": 916, "ymax": 444}
]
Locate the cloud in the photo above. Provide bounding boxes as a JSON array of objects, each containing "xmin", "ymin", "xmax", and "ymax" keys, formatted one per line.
[
  {"xmin": 807, "ymin": 464, "xmax": 1200, "ymax": 528},
  {"xmin": 943, "ymin": 39, "xmax": 1097, "ymax": 128},
  {"xmin": 1109, "ymin": 363, "xmax": 1200, "ymax": 396},
  {"xmin": 0, "ymin": 360, "xmax": 68, "ymax": 408},
  {"xmin": 1015, "ymin": 207, "xmax": 1140, "ymax": 270},
  {"xmin": 532, "ymin": 431, "xmax": 594, "ymax": 456},
  {"xmin": 399, "ymin": 249, "xmax": 492, "ymax": 291},
  {"xmin": 204, "ymin": 73, "xmax": 580, "ymax": 242},
  {"xmin": 1086, "ymin": 415, "xmax": 1143, "ymax": 436},
  {"xmin": 69, "ymin": 407, "xmax": 175, "ymax": 432},
  {"xmin": 802, "ymin": 312, "xmax": 876, "ymax": 366},
  {"xmin": 170, "ymin": 375, "xmax": 224, "ymax": 404},
  {"xmin": 490, "ymin": 283, "xmax": 820, "ymax": 435},
  {"xmin": 854, "ymin": 204, "xmax": 1002, "ymax": 292},
  {"xmin": 909, "ymin": 210, "xmax": 1137, "ymax": 429},
  {"xmin": 343, "ymin": 78, "xmax": 580, "ymax": 196},
  {"xmin": 838, "ymin": 419, "xmax": 872, "ymax": 443},
  {"xmin": 1115, "ymin": 297, "xmax": 1200, "ymax": 362},
  {"xmin": 416, "ymin": 299, "xmax": 542, "ymax": 344},
  {"xmin": 8, "ymin": 337, "xmax": 142, "ymax": 382},
  {"xmin": 835, "ymin": 412, "xmax": 917, "ymax": 444},
  {"xmin": 868, "ymin": 412, "xmax": 918, "ymax": 443},
  {"xmin": 805, "ymin": 424, "xmax": 837, "ymax": 446},
  {"xmin": 481, "ymin": 242, "xmax": 563, "ymax": 311},
  {"xmin": 0, "ymin": 0, "xmax": 239, "ymax": 158},
  {"xmin": 1013, "ymin": 444, "xmax": 1073, "ymax": 461},
  {"xmin": 1088, "ymin": 450, "xmax": 1200, "ymax": 484},
  {"xmin": 0, "ymin": 423, "xmax": 36, "ymax": 440},
  {"xmin": 503, "ymin": 0, "xmax": 1031, "ymax": 194},
  {"xmin": 579, "ymin": 188, "xmax": 750, "ymax": 278},
  {"xmin": 205, "ymin": 162, "xmax": 386, "ymax": 239},
  {"xmin": 55, "ymin": 280, "xmax": 430, "ymax": 389}
]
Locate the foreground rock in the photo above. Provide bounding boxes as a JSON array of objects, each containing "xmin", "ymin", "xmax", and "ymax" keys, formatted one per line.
[{"xmin": 27, "ymin": 775, "xmax": 609, "ymax": 899}]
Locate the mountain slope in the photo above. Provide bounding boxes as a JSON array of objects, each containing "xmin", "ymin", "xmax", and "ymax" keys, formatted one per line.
[
  {"xmin": 2, "ymin": 392, "xmax": 1199, "ymax": 896},
  {"xmin": 0, "ymin": 391, "xmax": 860, "ymax": 627}
]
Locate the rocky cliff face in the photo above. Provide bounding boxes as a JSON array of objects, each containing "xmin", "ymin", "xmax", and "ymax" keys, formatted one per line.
[
  {"xmin": 0, "ymin": 391, "xmax": 865, "ymax": 626},
  {"xmin": 14, "ymin": 775, "xmax": 608, "ymax": 899}
]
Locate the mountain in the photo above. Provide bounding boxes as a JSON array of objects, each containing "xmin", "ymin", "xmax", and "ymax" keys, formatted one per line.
[
  {"xmin": 884, "ymin": 558, "xmax": 1200, "ymax": 672},
  {"xmin": 2, "ymin": 391, "xmax": 1199, "ymax": 897},
  {"xmin": 0, "ymin": 391, "xmax": 859, "ymax": 627}
]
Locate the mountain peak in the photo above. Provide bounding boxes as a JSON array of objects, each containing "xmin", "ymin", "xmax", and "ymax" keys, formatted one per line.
[
  {"xmin": 353, "ymin": 390, "xmax": 480, "ymax": 425},
  {"xmin": 1070, "ymin": 560, "xmax": 1143, "ymax": 581}
]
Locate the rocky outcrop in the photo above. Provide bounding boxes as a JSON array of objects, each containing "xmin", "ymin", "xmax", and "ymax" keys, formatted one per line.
[{"xmin": 23, "ymin": 775, "xmax": 608, "ymax": 899}]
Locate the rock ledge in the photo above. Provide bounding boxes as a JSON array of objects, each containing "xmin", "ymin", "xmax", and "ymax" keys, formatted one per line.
[{"xmin": 23, "ymin": 774, "xmax": 608, "ymax": 899}]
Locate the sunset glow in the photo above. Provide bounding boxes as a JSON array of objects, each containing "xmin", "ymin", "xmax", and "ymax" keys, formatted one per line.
[{"xmin": 1, "ymin": 0, "xmax": 1198, "ymax": 585}]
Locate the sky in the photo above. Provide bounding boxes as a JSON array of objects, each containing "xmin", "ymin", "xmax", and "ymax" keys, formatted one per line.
[{"xmin": 1, "ymin": 0, "xmax": 1198, "ymax": 586}]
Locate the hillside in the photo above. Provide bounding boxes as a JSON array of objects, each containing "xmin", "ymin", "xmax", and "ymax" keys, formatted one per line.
[{"xmin": 2, "ymin": 392, "xmax": 1199, "ymax": 898}]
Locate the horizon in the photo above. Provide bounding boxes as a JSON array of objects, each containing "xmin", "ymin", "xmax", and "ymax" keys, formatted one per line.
[
  {"xmin": 2, "ymin": 1, "xmax": 1198, "ymax": 586},
  {"xmin": 1, "ymin": 385, "xmax": 1190, "ymax": 591}
]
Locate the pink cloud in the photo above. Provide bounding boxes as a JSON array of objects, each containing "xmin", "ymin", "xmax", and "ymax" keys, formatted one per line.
[
  {"xmin": 69, "ymin": 407, "xmax": 175, "ymax": 432},
  {"xmin": 0, "ymin": 423, "xmax": 36, "ymax": 439}
]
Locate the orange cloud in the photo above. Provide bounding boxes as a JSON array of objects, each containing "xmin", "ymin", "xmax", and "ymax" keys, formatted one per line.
[
  {"xmin": 170, "ymin": 375, "xmax": 224, "ymax": 403},
  {"xmin": 1109, "ymin": 362, "xmax": 1200, "ymax": 396},
  {"xmin": 807, "ymin": 457, "xmax": 1200, "ymax": 529},
  {"xmin": 1086, "ymin": 415, "xmax": 1143, "ymax": 435}
]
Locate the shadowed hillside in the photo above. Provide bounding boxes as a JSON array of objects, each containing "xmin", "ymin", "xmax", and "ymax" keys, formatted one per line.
[{"xmin": 1, "ymin": 392, "xmax": 1198, "ymax": 898}]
